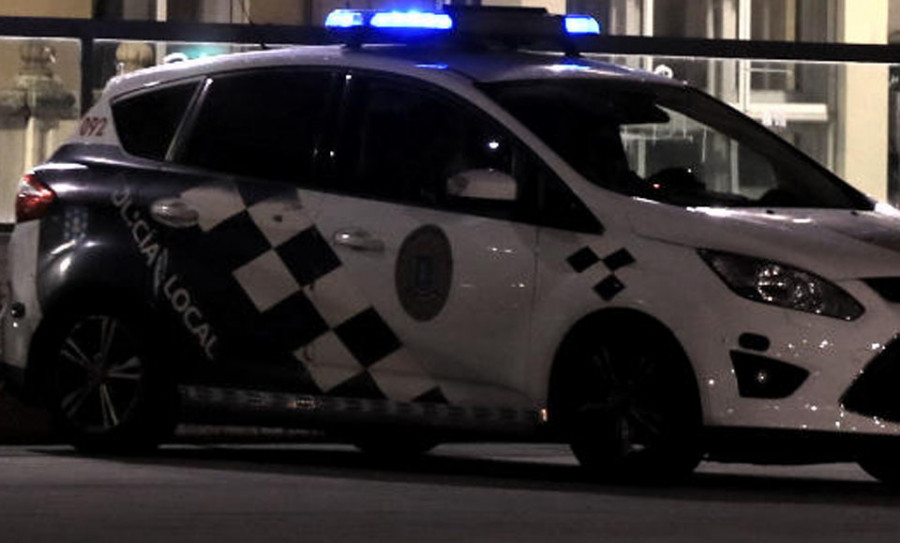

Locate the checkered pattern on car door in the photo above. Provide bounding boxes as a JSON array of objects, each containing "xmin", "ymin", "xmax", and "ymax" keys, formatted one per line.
[
  {"xmin": 566, "ymin": 246, "xmax": 636, "ymax": 301},
  {"xmin": 177, "ymin": 181, "xmax": 448, "ymax": 404}
]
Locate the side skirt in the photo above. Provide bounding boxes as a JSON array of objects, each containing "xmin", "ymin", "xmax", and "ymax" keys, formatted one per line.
[{"xmin": 179, "ymin": 385, "xmax": 545, "ymax": 440}]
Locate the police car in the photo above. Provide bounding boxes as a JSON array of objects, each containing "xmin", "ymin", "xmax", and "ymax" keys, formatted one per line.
[{"xmin": 5, "ymin": 5, "xmax": 900, "ymax": 482}]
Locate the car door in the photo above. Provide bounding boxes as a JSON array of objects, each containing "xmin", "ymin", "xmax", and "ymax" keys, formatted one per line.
[
  {"xmin": 141, "ymin": 67, "xmax": 344, "ymax": 394},
  {"xmin": 307, "ymin": 73, "xmax": 541, "ymax": 408}
]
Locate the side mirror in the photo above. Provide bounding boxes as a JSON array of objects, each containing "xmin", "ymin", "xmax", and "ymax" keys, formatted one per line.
[{"xmin": 446, "ymin": 169, "xmax": 517, "ymax": 202}]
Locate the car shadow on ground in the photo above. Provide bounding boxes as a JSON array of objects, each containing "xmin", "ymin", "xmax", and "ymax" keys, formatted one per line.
[{"xmin": 30, "ymin": 441, "xmax": 900, "ymax": 507}]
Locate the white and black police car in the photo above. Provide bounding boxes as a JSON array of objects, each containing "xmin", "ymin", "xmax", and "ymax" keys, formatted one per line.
[{"xmin": 5, "ymin": 6, "xmax": 900, "ymax": 482}]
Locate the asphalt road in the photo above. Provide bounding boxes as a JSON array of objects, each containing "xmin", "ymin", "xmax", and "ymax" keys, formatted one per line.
[{"xmin": 2, "ymin": 442, "xmax": 900, "ymax": 543}]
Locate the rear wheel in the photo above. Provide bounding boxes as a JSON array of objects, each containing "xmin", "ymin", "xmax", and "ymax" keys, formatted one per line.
[
  {"xmin": 44, "ymin": 309, "xmax": 176, "ymax": 454},
  {"xmin": 353, "ymin": 431, "xmax": 439, "ymax": 459},
  {"xmin": 551, "ymin": 320, "xmax": 701, "ymax": 482}
]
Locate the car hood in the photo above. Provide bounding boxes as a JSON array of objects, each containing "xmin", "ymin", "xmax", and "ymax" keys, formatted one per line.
[{"xmin": 627, "ymin": 200, "xmax": 900, "ymax": 280}]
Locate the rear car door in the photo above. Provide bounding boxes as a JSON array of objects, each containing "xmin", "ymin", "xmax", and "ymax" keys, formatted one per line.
[{"xmin": 128, "ymin": 67, "xmax": 343, "ymax": 394}]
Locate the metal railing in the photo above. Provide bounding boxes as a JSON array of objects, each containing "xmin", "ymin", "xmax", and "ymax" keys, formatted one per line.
[{"xmin": 1, "ymin": 15, "xmax": 900, "ymax": 114}]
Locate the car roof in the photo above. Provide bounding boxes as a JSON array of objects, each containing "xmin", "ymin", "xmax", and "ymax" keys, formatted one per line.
[{"xmin": 103, "ymin": 43, "xmax": 683, "ymax": 99}]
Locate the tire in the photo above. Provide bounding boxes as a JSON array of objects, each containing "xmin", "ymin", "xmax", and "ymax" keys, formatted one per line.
[
  {"xmin": 353, "ymin": 431, "xmax": 439, "ymax": 459},
  {"xmin": 858, "ymin": 448, "xmax": 900, "ymax": 485},
  {"xmin": 43, "ymin": 307, "xmax": 176, "ymax": 454},
  {"xmin": 551, "ymin": 321, "xmax": 702, "ymax": 482}
]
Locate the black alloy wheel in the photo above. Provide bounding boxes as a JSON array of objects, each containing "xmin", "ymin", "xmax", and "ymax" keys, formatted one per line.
[
  {"xmin": 48, "ymin": 310, "xmax": 175, "ymax": 453},
  {"xmin": 553, "ymin": 325, "xmax": 701, "ymax": 481}
]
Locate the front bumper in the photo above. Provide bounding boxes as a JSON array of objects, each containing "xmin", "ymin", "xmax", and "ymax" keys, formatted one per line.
[
  {"xmin": 842, "ymin": 337, "xmax": 900, "ymax": 423},
  {"xmin": 703, "ymin": 426, "xmax": 900, "ymax": 464}
]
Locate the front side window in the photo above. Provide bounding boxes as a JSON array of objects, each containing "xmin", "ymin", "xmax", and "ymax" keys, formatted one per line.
[
  {"xmin": 485, "ymin": 79, "xmax": 872, "ymax": 210},
  {"xmin": 330, "ymin": 73, "xmax": 600, "ymax": 231},
  {"xmin": 336, "ymin": 75, "xmax": 518, "ymax": 217}
]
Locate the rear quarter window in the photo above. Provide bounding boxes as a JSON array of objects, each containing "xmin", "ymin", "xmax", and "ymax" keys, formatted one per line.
[{"xmin": 112, "ymin": 82, "xmax": 199, "ymax": 160}]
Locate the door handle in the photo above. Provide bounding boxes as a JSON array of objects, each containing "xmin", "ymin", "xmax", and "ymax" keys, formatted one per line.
[
  {"xmin": 150, "ymin": 198, "xmax": 199, "ymax": 228},
  {"xmin": 332, "ymin": 227, "xmax": 385, "ymax": 252}
]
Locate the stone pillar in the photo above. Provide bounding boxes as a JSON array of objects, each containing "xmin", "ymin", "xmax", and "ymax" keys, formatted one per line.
[
  {"xmin": 837, "ymin": 0, "xmax": 889, "ymax": 201},
  {"xmin": 115, "ymin": 42, "xmax": 155, "ymax": 75},
  {"xmin": 0, "ymin": 41, "xmax": 78, "ymax": 223}
]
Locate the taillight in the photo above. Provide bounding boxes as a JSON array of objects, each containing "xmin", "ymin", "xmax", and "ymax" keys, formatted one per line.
[{"xmin": 16, "ymin": 173, "xmax": 56, "ymax": 223}]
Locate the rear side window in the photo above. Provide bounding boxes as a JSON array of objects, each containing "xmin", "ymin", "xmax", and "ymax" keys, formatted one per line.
[
  {"xmin": 179, "ymin": 69, "xmax": 335, "ymax": 183},
  {"xmin": 112, "ymin": 82, "xmax": 198, "ymax": 160}
]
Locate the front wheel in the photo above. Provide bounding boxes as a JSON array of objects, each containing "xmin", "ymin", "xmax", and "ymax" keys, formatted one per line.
[
  {"xmin": 44, "ymin": 309, "xmax": 176, "ymax": 454},
  {"xmin": 858, "ymin": 447, "xmax": 900, "ymax": 485},
  {"xmin": 552, "ymin": 323, "xmax": 702, "ymax": 482}
]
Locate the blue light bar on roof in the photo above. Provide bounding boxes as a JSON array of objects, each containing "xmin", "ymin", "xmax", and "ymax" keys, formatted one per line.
[
  {"xmin": 371, "ymin": 11, "xmax": 453, "ymax": 30},
  {"xmin": 564, "ymin": 15, "xmax": 601, "ymax": 35},
  {"xmin": 324, "ymin": 7, "xmax": 599, "ymax": 45},
  {"xmin": 324, "ymin": 9, "xmax": 453, "ymax": 31}
]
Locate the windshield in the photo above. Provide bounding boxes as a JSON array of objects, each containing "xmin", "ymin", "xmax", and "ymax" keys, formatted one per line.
[{"xmin": 484, "ymin": 79, "xmax": 872, "ymax": 210}]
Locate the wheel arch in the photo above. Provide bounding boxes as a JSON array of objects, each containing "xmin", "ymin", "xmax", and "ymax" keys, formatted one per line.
[
  {"xmin": 26, "ymin": 282, "xmax": 180, "ymax": 452},
  {"xmin": 545, "ymin": 307, "xmax": 703, "ymax": 429},
  {"xmin": 24, "ymin": 283, "xmax": 164, "ymax": 402}
]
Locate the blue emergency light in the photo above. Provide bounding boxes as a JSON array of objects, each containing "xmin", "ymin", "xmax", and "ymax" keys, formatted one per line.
[
  {"xmin": 323, "ymin": 9, "xmax": 365, "ymax": 28},
  {"xmin": 371, "ymin": 11, "xmax": 454, "ymax": 30},
  {"xmin": 324, "ymin": 7, "xmax": 600, "ymax": 36},
  {"xmin": 564, "ymin": 15, "xmax": 602, "ymax": 35},
  {"xmin": 325, "ymin": 9, "xmax": 453, "ymax": 30}
]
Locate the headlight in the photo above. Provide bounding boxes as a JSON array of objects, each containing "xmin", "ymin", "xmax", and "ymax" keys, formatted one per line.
[{"xmin": 698, "ymin": 249, "xmax": 864, "ymax": 321}]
